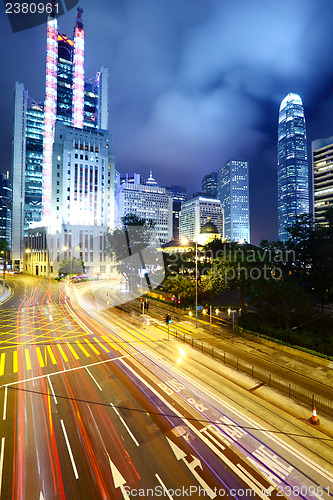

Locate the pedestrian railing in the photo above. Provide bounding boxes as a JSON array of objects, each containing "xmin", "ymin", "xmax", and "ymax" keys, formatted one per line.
[{"xmin": 170, "ymin": 329, "xmax": 333, "ymax": 420}]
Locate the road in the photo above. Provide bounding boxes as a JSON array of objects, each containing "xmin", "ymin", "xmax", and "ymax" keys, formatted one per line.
[{"xmin": 0, "ymin": 276, "xmax": 332, "ymax": 499}]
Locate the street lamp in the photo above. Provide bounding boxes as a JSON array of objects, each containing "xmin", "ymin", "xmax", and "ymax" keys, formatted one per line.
[
  {"xmin": 1, "ymin": 250, "xmax": 5, "ymax": 293},
  {"xmin": 195, "ymin": 239, "xmax": 198, "ymax": 328}
]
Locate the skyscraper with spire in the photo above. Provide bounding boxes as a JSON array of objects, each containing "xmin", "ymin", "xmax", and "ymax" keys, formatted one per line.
[
  {"xmin": 11, "ymin": 6, "xmax": 111, "ymax": 269},
  {"xmin": 277, "ymin": 93, "xmax": 309, "ymax": 241}
]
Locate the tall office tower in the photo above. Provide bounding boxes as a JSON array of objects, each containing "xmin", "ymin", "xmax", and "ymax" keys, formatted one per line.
[
  {"xmin": 116, "ymin": 175, "xmax": 173, "ymax": 243},
  {"xmin": 0, "ymin": 172, "xmax": 11, "ymax": 248},
  {"xmin": 11, "ymin": 6, "xmax": 111, "ymax": 269},
  {"xmin": 52, "ymin": 123, "xmax": 114, "ymax": 227},
  {"xmin": 164, "ymin": 185, "xmax": 187, "ymax": 240},
  {"xmin": 312, "ymin": 137, "xmax": 333, "ymax": 226},
  {"xmin": 179, "ymin": 196, "xmax": 223, "ymax": 242},
  {"xmin": 218, "ymin": 160, "xmax": 250, "ymax": 243},
  {"xmin": 202, "ymin": 172, "xmax": 218, "ymax": 198},
  {"xmin": 277, "ymin": 93, "xmax": 309, "ymax": 240}
]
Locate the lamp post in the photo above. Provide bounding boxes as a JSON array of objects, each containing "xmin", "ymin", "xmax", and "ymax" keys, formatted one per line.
[
  {"xmin": 195, "ymin": 240, "xmax": 198, "ymax": 328},
  {"xmin": 1, "ymin": 250, "xmax": 5, "ymax": 293}
]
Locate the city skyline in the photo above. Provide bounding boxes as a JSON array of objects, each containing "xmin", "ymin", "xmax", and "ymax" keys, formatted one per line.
[{"xmin": 2, "ymin": 1, "xmax": 333, "ymax": 243}]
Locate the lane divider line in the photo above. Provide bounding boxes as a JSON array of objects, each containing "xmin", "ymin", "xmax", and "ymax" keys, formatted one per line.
[
  {"xmin": 110, "ymin": 402, "xmax": 139, "ymax": 447},
  {"xmin": 47, "ymin": 375, "xmax": 58, "ymax": 405},
  {"xmin": 2, "ymin": 387, "xmax": 7, "ymax": 420},
  {"xmin": 0, "ymin": 437, "xmax": 5, "ymax": 496},
  {"xmin": 85, "ymin": 367, "xmax": 103, "ymax": 391},
  {"xmin": 60, "ymin": 419, "xmax": 79, "ymax": 480}
]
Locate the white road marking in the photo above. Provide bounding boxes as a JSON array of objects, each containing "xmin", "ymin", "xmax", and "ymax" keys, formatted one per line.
[
  {"xmin": 108, "ymin": 455, "xmax": 131, "ymax": 500},
  {"xmin": 85, "ymin": 367, "xmax": 103, "ymax": 391},
  {"xmin": 60, "ymin": 419, "xmax": 79, "ymax": 479},
  {"xmin": 149, "ymin": 350, "xmax": 333, "ymax": 485},
  {"xmin": 119, "ymin": 358, "xmax": 270, "ymax": 500},
  {"xmin": 0, "ymin": 437, "xmax": 5, "ymax": 496},
  {"xmin": 2, "ymin": 387, "xmax": 7, "ymax": 420},
  {"xmin": 0, "ymin": 351, "xmax": 143, "ymax": 389},
  {"xmin": 110, "ymin": 403, "xmax": 139, "ymax": 446},
  {"xmin": 155, "ymin": 474, "xmax": 174, "ymax": 499},
  {"xmin": 47, "ymin": 375, "xmax": 57, "ymax": 405}
]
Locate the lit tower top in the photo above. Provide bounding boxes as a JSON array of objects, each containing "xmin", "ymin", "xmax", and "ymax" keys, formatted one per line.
[
  {"xmin": 42, "ymin": 2, "xmax": 58, "ymax": 219},
  {"xmin": 72, "ymin": 7, "xmax": 85, "ymax": 129},
  {"xmin": 146, "ymin": 170, "xmax": 158, "ymax": 186}
]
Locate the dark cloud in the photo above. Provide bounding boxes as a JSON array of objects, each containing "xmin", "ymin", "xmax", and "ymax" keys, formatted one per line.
[{"xmin": 1, "ymin": 0, "xmax": 333, "ymax": 243}]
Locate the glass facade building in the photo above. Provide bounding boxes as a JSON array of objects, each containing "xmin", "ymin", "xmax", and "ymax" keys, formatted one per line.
[
  {"xmin": 11, "ymin": 8, "xmax": 110, "ymax": 267},
  {"xmin": 218, "ymin": 160, "xmax": 250, "ymax": 243},
  {"xmin": 277, "ymin": 93, "xmax": 309, "ymax": 241},
  {"xmin": 24, "ymin": 101, "xmax": 44, "ymax": 234},
  {"xmin": 202, "ymin": 172, "xmax": 218, "ymax": 198}
]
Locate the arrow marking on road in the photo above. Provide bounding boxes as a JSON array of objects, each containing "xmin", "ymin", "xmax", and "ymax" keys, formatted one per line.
[
  {"xmin": 166, "ymin": 437, "xmax": 216, "ymax": 499},
  {"xmin": 108, "ymin": 455, "xmax": 131, "ymax": 500}
]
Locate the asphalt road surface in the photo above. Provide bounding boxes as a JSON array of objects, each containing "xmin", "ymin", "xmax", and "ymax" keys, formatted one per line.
[{"xmin": 0, "ymin": 276, "xmax": 332, "ymax": 499}]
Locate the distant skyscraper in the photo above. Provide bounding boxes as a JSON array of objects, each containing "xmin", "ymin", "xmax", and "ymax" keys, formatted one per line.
[
  {"xmin": 218, "ymin": 160, "xmax": 250, "ymax": 242},
  {"xmin": 277, "ymin": 93, "xmax": 309, "ymax": 241},
  {"xmin": 116, "ymin": 174, "xmax": 173, "ymax": 243},
  {"xmin": 312, "ymin": 137, "xmax": 333, "ymax": 226},
  {"xmin": 11, "ymin": 6, "xmax": 110, "ymax": 268},
  {"xmin": 202, "ymin": 172, "xmax": 217, "ymax": 198},
  {"xmin": 179, "ymin": 196, "xmax": 223, "ymax": 242},
  {"xmin": 164, "ymin": 185, "xmax": 187, "ymax": 240}
]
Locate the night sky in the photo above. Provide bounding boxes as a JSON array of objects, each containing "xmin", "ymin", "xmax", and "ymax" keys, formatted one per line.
[{"xmin": 2, "ymin": 0, "xmax": 333, "ymax": 244}]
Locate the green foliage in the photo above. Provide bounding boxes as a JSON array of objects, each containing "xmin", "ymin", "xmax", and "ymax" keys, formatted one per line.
[
  {"xmin": 238, "ymin": 312, "xmax": 333, "ymax": 357},
  {"xmin": 58, "ymin": 257, "xmax": 85, "ymax": 276},
  {"xmin": 201, "ymin": 243, "xmax": 277, "ymax": 310},
  {"xmin": 106, "ymin": 213, "xmax": 155, "ymax": 291},
  {"xmin": 163, "ymin": 274, "xmax": 196, "ymax": 303},
  {"xmin": 0, "ymin": 240, "xmax": 9, "ymax": 255}
]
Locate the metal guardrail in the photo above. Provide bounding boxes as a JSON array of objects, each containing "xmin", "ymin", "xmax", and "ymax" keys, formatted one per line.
[{"xmin": 171, "ymin": 329, "xmax": 333, "ymax": 420}]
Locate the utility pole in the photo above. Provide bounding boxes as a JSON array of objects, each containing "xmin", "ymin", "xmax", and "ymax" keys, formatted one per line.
[{"xmin": 195, "ymin": 240, "xmax": 198, "ymax": 328}]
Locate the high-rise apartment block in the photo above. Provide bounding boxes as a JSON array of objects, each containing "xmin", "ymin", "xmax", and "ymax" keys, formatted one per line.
[
  {"xmin": 116, "ymin": 173, "xmax": 173, "ymax": 244},
  {"xmin": 11, "ymin": 6, "xmax": 114, "ymax": 274},
  {"xmin": 217, "ymin": 160, "xmax": 250, "ymax": 243},
  {"xmin": 312, "ymin": 137, "xmax": 333, "ymax": 226},
  {"xmin": 179, "ymin": 196, "xmax": 223, "ymax": 242},
  {"xmin": 277, "ymin": 93, "xmax": 309, "ymax": 240},
  {"xmin": 202, "ymin": 172, "xmax": 218, "ymax": 198}
]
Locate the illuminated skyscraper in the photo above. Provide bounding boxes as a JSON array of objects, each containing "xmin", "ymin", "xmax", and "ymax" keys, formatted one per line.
[
  {"xmin": 11, "ymin": 6, "xmax": 111, "ymax": 269},
  {"xmin": 277, "ymin": 93, "xmax": 309, "ymax": 241},
  {"xmin": 202, "ymin": 172, "xmax": 217, "ymax": 198},
  {"xmin": 218, "ymin": 160, "xmax": 250, "ymax": 242}
]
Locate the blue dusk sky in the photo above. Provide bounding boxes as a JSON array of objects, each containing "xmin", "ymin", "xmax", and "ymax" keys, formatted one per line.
[{"xmin": 1, "ymin": 0, "xmax": 333, "ymax": 243}]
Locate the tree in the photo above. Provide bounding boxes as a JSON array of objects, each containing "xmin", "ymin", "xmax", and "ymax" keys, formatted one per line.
[
  {"xmin": 58, "ymin": 257, "xmax": 85, "ymax": 276},
  {"xmin": 106, "ymin": 214, "xmax": 156, "ymax": 292},
  {"xmin": 201, "ymin": 243, "xmax": 276, "ymax": 311},
  {"xmin": 0, "ymin": 240, "xmax": 9, "ymax": 291},
  {"xmin": 163, "ymin": 274, "xmax": 196, "ymax": 304}
]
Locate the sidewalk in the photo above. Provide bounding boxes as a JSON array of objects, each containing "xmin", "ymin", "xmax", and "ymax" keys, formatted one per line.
[{"xmin": 0, "ymin": 283, "xmax": 11, "ymax": 303}]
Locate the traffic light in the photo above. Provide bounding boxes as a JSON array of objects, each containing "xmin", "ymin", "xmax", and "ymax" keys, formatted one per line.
[
  {"xmin": 140, "ymin": 296, "xmax": 143, "ymax": 302},
  {"xmin": 165, "ymin": 314, "xmax": 171, "ymax": 324}
]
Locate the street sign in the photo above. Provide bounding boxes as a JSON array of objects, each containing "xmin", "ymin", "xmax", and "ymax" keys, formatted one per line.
[{"xmin": 197, "ymin": 306, "xmax": 203, "ymax": 310}]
